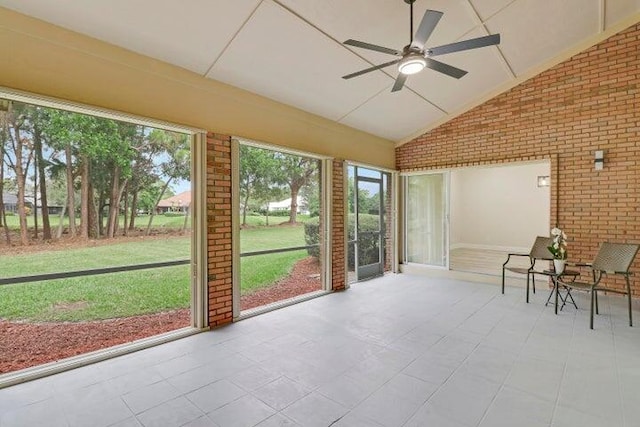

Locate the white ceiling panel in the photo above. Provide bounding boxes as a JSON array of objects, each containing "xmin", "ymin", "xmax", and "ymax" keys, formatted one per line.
[
  {"xmin": 340, "ymin": 89, "xmax": 445, "ymax": 141},
  {"xmin": 406, "ymin": 27, "xmax": 512, "ymax": 112},
  {"xmin": 0, "ymin": 0, "xmax": 262, "ymax": 75},
  {"xmin": 469, "ymin": 0, "xmax": 518, "ymax": 21},
  {"xmin": 486, "ymin": 0, "xmax": 601, "ymax": 75},
  {"xmin": 606, "ymin": 0, "xmax": 640, "ymax": 28},
  {"xmin": 208, "ymin": 1, "xmax": 392, "ymax": 121},
  {"xmin": 3, "ymin": 0, "xmax": 639, "ymax": 142}
]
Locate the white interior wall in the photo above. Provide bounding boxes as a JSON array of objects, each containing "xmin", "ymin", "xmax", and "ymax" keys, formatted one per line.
[{"xmin": 450, "ymin": 161, "xmax": 551, "ymax": 252}]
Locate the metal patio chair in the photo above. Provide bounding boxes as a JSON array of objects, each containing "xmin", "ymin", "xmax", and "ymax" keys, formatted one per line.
[
  {"xmin": 559, "ymin": 242, "xmax": 639, "ymax": 329},
  {"xmin": 502, "ymin": 236, "xmax": 554, "ymax": 302}
]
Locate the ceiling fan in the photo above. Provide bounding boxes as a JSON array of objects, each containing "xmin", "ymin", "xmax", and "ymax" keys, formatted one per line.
[{"xmin": 342, "ymin": 0, "xmax": 501, "ymax": 92}]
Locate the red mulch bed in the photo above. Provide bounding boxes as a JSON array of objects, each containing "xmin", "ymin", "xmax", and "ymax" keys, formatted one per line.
[
  {"xmin": 240, "ymin": 257, "xmax": 322, "ymax": 311},
  {"xmin": 0, "ymin": 309, "xmax": 190, "ymax": 374},
  {"xmin": 1, "ymin": 257, "xmax": 322, "ymax": 375}
]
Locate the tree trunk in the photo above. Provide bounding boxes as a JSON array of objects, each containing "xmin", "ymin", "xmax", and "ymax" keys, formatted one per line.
[
  {"xmin": 79, "ymin": 155, "xmax": 90, "ymax": 240},
  {"xmin": 128, "ymin": 190, "xmax": 138, "ymax": 230},
  {"xmin": 242, "ymin": 191, "xmax": 251, "ymax": 227},
  {"xmin": 182, "ymin": 207, "xmax": 189, "ymax": 233},
  {"xmin": 123, "ymin": 187, "xmax": 129, "ymax": 236},
  {"xmin": 288, "ymin": 185, "xmax": 300, "ymax": 224},
  {"xmin": 64, "ymin": 144, "xmax": 76, "ymax": 237},
  {"xmin": 34, "ymin": 129, "xmax": 51, "ymax": 240},
  {"xmin": 107, "ymin": 167, "xmax": 127, "ymax": 239},
  {"xmin": 145, "ymin": 177, "xmax": 172, "ymax": 236},
  {"xmin": 88, "ymin": 181, "xmax": 98, "ymax": 239},
  {"xmin": 33, "ymin": 154, "xmax": 38, "ymax": 239},
  {"xmin": 13, "ymin": 126, "xmax": 29, "ymax": 245},
  {"xmin": 98, "ymin": 193, "xmax": 106, "ymax": 237},
  {"xmin": 56, "ymin": 200, "xmax": 67, "ymax": 239},
  {"xmin": 0, "ymin": 153, "xmax": 10, "ymax": 244}
]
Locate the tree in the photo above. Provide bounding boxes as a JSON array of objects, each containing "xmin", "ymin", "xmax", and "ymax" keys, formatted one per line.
[
  {"xmin": 3, "ymin": 102, "xmax": 35, "ymax": 245},
  {"xmin": 30, "ymin": 107, "xmax": 53, "ymax": 240},
  {"xmin": 145, "ymin": 130, "xmax": 190, "ymax": 235},
  {"xmin": 278, "ymin": 154, "xmax": 318, "ymax": 224},
  {"xmin": 238, "ymin": 145, "xmax": 280, "ymax": 227},
  {"xmin": 0, "ymin": 104, "xmax": 11, "ymax": 244}
]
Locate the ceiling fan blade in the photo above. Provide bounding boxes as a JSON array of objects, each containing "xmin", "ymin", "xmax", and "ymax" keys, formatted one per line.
[
  {"xmin": 344, "ymin": 39, "xmax": 402, "ymax": 56},
  {"xmin": 425, "ymin": 58, "xmax": 467, "ymax": 79},
  {"xmin": 391, "ymin": 73, "xmax": 408, "ymax": 92},
  {"xmin": 429, "ymin": 33, "xmax": 500, "ymax": 56},
  {"xmin": 411, "ymin": 10, "xmax": 443, "ymax": 50},
  {"xmin": 342, "ymin": 59, "xmax": 401, "ymax": 80}
]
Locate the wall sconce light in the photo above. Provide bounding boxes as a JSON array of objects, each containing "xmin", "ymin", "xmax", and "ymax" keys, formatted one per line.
[
  {"xmin": 594, "ymin": 150, "xmax": 604, "ymax": 171},
  {"xmin": 537, "ymin": 176, "xmax": 550, "ymax": 187}
]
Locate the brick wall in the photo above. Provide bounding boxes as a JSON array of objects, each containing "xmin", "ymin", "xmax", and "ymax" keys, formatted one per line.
[
  {"xmin": 206, "ymin": 132, "xmax": 233, "ymax": 326},
  {"xmin": 397, "ymin": 23, "xmax": 640, "ymax": 294},
  {"xmin": 332, "ymin": 160, "xmax": 346, "ymax": 290}
]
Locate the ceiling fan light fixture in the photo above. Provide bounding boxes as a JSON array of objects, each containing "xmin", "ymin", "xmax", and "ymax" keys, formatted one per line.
[{"xmin": 398, "ymin": 54, "xmax": 426, "ymax": 75}]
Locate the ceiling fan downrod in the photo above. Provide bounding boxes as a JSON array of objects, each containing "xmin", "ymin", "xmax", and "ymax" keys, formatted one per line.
[{"xmin": 406, "ymin": 0, "xmax": 416, "ymax": 46}]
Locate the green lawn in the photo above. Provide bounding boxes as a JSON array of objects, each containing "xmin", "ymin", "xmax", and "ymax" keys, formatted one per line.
[
  {"xmin": 1, "ymin": 213, "xmax": 191, "ymax": 230},
  {"xmin": 239, "ymin": 215, "xmax": 309, "ymax": 294},
  {"xmin": 0, "ymin": 216, "xmax": 313, "ymax": 322}
]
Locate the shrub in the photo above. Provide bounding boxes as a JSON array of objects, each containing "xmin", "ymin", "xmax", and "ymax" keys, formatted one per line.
[
  {"xmin": 303, "ymin": 214, "xmax": 381, "ymax": 268},
  {"xmin": 304, "ymin": 218, "xmax": 320, "ymax": 257}
]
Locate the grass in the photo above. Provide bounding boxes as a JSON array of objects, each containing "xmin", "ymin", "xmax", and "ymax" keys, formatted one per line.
[
  {"xmin": 0, "ymin": 238, "xmax": 190, "ymax": 277},
  {"xmin": 240, "ymin": 250, "xmax": 307, "ymax": 295},
  {"xmin": 238, "ymin": 214, "xmax": 310, "ymax": 294},
  {"xmin": 1, "ymin": 213, "xmax": 191, "ymax": 230},
  {"xmin": 0, "ymin": 215, "xmax": 312, "ymax": 322},
  {"xmin": 0, "ymin": 266, "xmax": 189, "ymax": 322}
]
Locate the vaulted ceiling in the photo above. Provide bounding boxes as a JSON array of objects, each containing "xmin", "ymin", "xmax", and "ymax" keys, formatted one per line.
[{"xmin": 1, "ymin": 0, "xmax": 639, "ymax": 142}]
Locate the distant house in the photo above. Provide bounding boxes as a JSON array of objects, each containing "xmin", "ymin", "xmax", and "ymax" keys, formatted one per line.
[
  {"xmin": 267, "ymin": 196, "xmax": 308, "ymax": 214},
  {"xmin": 157, "ymin": 190, "xmax": 191, "ymax": 214},
  {"xmin": 1, "ymin": 192, "xmax": 18, "ymax": 214}
]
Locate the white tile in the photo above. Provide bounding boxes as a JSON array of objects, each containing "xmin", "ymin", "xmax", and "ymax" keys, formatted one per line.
[
  {"xmin": 505, "ymin": 356, "xmax": 566, "ymax": 401},
  {"xmin": 316, "ymin": 374, "xmax": 377, "ymax": 409},
  {"xmin": 404, "ymin": 403, "xmax": 470, "ymax": 427},
  {"xmin": 252, "ymin": 376, "xmax": 310, "ymax": 410},
  {"xmin": 185, "ymin": 379, "xmax": 247, "ymax": 414},
  {"xmin": 167, "ymin": 356, "xmax": 250, "ymax": 394},
  {"xmin": 109, "ymin": 417, "xmax": 143, "ymax": 427},
  {"xmin": 228, "ymin": 365, "xmax": 281, "ymax": 391},
  {"xmin": 0, "ymin": 397, "xmax": 69, "ymax": 427},
  {"xmin": 181, "ymin": 416, "xmax": 219, "ymax": 427},
  {"xmin": 427, "ymin": 373, "xmax": 500, "ymax": 427},
  {"xmin": 66, "ymin": 396, "xmax": 133, "ymax": 427},
  {"xmin": 457, "ymin": 345, "xmax": 518, "ymax": 385},
  {"xmin": 350, "ymin": 374, "xmax": 438, "ymax": 427},
  {"xmin": 330, "ymin": 412, "xmax": 385, "ymax": 427},
  {"xmin": 480, "ymin": 386, "xmax": 555, "ymax": 427},
  {"xmin": 136, "ymin": 396, "xmax": 204, "ymax": 427},
  {"xmin": 254, "ymin": 413, "xmax": 300, "ymax": 427},
  {"xmin": 282, "ymin": 392, "xmax": 348, "ymax": 427},
  {"xmin": 552, "ymin": 404, "xmax": 613, "ymax": 427},
  {"xmin": 122, "ymin": 380, "xmax": 181, "ymax": 414},
  {"xmin": 207, "ymin": 395, "xmax": 275, "ymax": 427}
]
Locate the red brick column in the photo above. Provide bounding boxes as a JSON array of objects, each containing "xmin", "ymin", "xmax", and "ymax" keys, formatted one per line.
[
  {"xmin": 206, "ymin": 132, "xmax": 233, "ymax": 326},
  {"xmin": 331, "ymin": 159, "xmax": 346, "ymax": 290}
]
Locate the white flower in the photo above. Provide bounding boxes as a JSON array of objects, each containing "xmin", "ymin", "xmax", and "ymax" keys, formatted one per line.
[{"xmin": 551, "ymin": 228, "xmax": 561, "ymax": 236}]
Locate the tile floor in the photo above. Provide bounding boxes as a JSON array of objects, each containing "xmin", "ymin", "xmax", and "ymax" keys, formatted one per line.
[{"xmin": 1, "ymin": 274, "xmax": 640, "ymax": 427}]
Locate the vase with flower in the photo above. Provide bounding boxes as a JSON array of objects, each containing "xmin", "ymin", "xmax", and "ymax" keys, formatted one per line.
[{"xmin": 548, "ymin": 227, "xmax": 568, "ymax": 274}]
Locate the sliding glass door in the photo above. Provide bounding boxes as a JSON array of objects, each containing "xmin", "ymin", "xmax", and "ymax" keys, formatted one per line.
[{"xmin": 405, "ymin": 173, "xmax": 449, "ymax": 267}]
